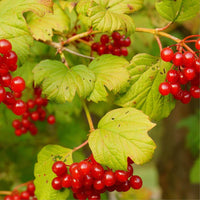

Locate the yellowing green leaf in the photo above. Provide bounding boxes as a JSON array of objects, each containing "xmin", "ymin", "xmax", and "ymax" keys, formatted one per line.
[
  {"xmin": 33, "ymin": 60, "xmax": 95, "ymax": 103},
  {"xmin": 89, "ymin": 107, "xmax": 156, "ymax": 170},
  {"xmin": 27, "ymin": 2, "xmax": 70, "ymax": 41},
  {"xmin": 77, "ymin": 0, "xmax": 144, "ymax": 34},
  {"xmin": 116, "ymin": 54, "xmax": 175, "ymax": 121},
  {"xmin": 0, "ymin": 0, "xmax": 52, "ymax": 63},
  {"xmin": 34, "ymin": 145, "xmax": 72, "ymax": 200},
  {"xmin": 88, "ymin": 55, "xmax": 129, "ymax": 103}
]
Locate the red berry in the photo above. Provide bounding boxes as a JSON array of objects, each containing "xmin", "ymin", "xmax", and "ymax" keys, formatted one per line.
[
  {"xmin": 29, "ymin": 123, "xmax": 38, "ymax": 135},
  {"xmin": 0, "ymin": 39, "xmax": 12, "ymax": 54},
  {"xmin": 21, "ymin": 118, "xmax": 31, "ymax": 128},
  {"xmin": 191, "ymin": 75, "xmax": 200, "ymax": 86},
  {"xmin": 190, "ymin": 86, "xmax": 200, "ymax": 98},
  {"xmin": 3, "ymin": 92, "xmax": 16, "ymax": 105},
  {"xmin": 103, "ymin": 170, "xmax": 116, "ymax": 187},
  {"xmin": 42, "ymin": 98, "xmax": 48, "ymax": 106},
  {"xmin": 121, "ymin": 47, "xmax": 128, "ymax": 56},
  {"xmin": 183, "ymin": 51, "xmax": 195, "ymax": 67},
  {"xmin": 161, "ymin": 47, "xmax": 174, "ymax": 62},
  {"xmin": 0, "ymin": 73, "xmax": 12, "ymax": 87},
  {"xmin": 9, "ymin": 64, "xmax": 18, "ymax": 72},
  {"xmin": 100, "ymin": 35, "xmax": 109, "ymax": 44},
  {"xmin": 62, "ymin": 174, "xmax": 72, "ymax": 188},
  {"xmin": 12, "ymin": 119, "xmax": 21, "ymax": 129},
  {"xmin": 97, "ymin": 45, "xmax": 106, "ymax": 55},
  {"xmin": 88, "ymin": 194, "xmax": 101, "ymax": 200},
  {"xmin": 174, "ymin": 89, "xmax": 184, "ymax": 100},
  {"xmin": 129, "ymin": 175, "xmax": 143, "ymax": 189},
  {"xmin": 15, "ymin": 129, "xmax": 22, "ymax": 136},
  {"xmin": 27, "ymin": 99, "xmax": 35, "ymax": 109},
  {"xmin": 112, "ymin": 47, "xmax": 121, "ymax": 56},
  {"xmin": 52, "ymin": 177, "xmax": 62, "ymax": 190},
  {"xmin": 83, "ymin": 174, "xmax": 93, "ymax": 187},
  {"xmin": 12, "ymin": 194, "xmax": 21, "ymax": 200},
  {"xmin": 194, "ymin": 59, "xmax": 200, "ymax": 73},
  {"xmin": 21, "ymin": 126, "xmax": 28, "ymax": 134},
  {"xmin": 35, "ymin": 96, "xmax": 43, "ymax": 106},
  {"xmin": 12, "ymin": 100, "xmax": 27, "ymax": 115},
  {"xmin": 0, "ymin": 86, "xmax": 6, "ymax": 102},
  {"xmin": 71, "ymin": 178, "xmax": 82, "ymax": 189},
  {"xmin": 31, "ymin": 111, "xmax": 39, "ymax": 121},
  {"xmin": 195, "ymin": 38, "xmax": 200, "ymax": 50},
  {"xmin": 183, "ymin": 67, "xmax": 196, "ymax": 80},
  {"xmin": 93, "ymin": 179, "xmax": 105, "ymax": 190},
  {"xmin": 4, "ymin": 195, "xmax": 13, "ymax": 200},
  {"xmin": 52, "ymin": 161, "xmax": 67, "ymax": 176},
  {"xmin": 3, "ymin": 51, "xmax": 18, "ymax": 66},
  {"xmin": 10, "ymin": 76, "xmax": 25, "ymax": 92},
  {"xmin": 127, "ymin": 164, "xmax": 133, "ymax": 177},
  {"xmin": 112, "ymin": 32, "xmax": 121, "ymax": 41},
  {"xmin": 115, "ymin": 170, "xmax": 129, "ymax": 182},
  {"xmin": 78, "ymin": 161, "xmax": 91, "ymax": 175},
  {"xmin": 70, "ymin": 164, "xmax": 83, "ymax": 180},
  {"xmin": 47, "ymin": 115, "xmax": 56, "ymax": 124},
  {"xmin": 14, "ymin": 92, "xmax": 22, "ymax": 99},
  {"xmin": 178, "ymin": 71, "xmax": 188, "ymax": 84},
  {"xmin": 0, "ymin": 63, "xmax": 9, "ymax": 75},
  {"xmin": 91, "ymin": 42, "xmax": 99, "ymax": 51},
  {"xmin": 170, "ymin": 83, "xmax": 181, "ymax": 95},
  {"xmin": 91, "ymin": 163, "xmax": 104, "ymax": 179},
  {"xmin": 159, "ymin": 82, "xmax": 171, "ymax": 96},
  {"xmin": 23, "ymin": 111, "xmax": 30, "ymax": 119},
  {"xmin": 166, "ymin": 69, "xmax": 179, "ymax": 83},
  {"xmin": 120, "ymin": 180, "xmax": 130, "ymax": 192},
  {"xmin": 27, "ymin": 182, "xmax": 35, "ymax": 196},
  {"xmin": 181, "ymin": 91, "xmax": 191, "ymax": 104},
  {"xmin": 34, "ymin": 87, "xmax": 42, "ymax": 96},
  {"xmin": 123, "ymin": 37, "xmax": 131, "ymax": 47},
  {"xmin": 173, "ymin": 52, "xmax": 183, "ymax": 66},
  {"xmin": 20, "ymin": 191, "xmax": 30, "ymax": 200}
]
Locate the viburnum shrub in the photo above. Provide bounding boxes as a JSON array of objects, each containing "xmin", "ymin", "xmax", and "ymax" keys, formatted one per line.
[{"xmin": 0, "ymin": 0, "xmax": 199, "ymax": 200}]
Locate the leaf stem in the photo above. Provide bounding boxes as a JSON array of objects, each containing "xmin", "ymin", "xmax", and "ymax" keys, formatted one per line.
[
  {"xmin": 82, "ymin": 100, "xmax": 95, "ymax": 132},
  {"xmin": 72, "ymin": 140, "xmax": 89, "ymax": 153},
  {"xmin": 156, "ymin": 21, "xmax": 173, "ymax": 32},
  {"xmin": 0, "ymin": 191, "xmax": 12, "ymax": 196},
  {"xmin": 155, "ymin": 35, "xmax": 162, "ymax": 52}
]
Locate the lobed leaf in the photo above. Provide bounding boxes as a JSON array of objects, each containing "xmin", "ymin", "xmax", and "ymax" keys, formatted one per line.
[
  {"xmin": 88, "ymin": 55, "xmax": 129, "ymax": 103},
  {"xmin": 0, "ymin": 0, "xmax": 53, "ymax": 63},
  {"xmin": 33, "ymin": 60, "xmax": 95, "ymax": 103},
  {"xmin": 34, "ymin": 145, "xmax": 72, "ymax": 200},
  {"xmin": 89, "ymin": 107, "xmax": 156, "ymax": 170},
  {"xmin": 116, "ymin": 53, "xmax": 176, "ymax": 121},
  {"xmin": 155, "ymin": 0, "xmax": 200, "ymax": 22}
]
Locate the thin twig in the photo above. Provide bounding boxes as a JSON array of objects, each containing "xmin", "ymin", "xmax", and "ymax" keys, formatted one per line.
[
  {"xmin": 155, "ymin": 35, "xmax": 162, "ymax": 52},
  {"xmin": 72, "ymin": 140, "xmax": 89, "ymax": 153},
  {"xmin": 156, "ymin": 21, "xmax": 173, "ymax": 32},
  {"xmin": 0, "ymin": 191, "xmax": 12, "ymax": 196}
]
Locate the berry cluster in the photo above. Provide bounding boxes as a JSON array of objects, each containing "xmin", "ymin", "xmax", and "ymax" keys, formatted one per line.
[
  {"xmin": 12, "ymin": 86, "xmax": 56, "ymax": 136},
  {"xmin": 159, "ymin": 38, "xmax": 200, "ymax": 103},
  {"xmin": 4, "ymin": 182, "xmax": 36, "ymax": 200},
  {"xmin": 0, "ymin": 39, "xmax": 27, "ymax": 115},
  {"xmin": 51, "ymin": 155, "xmax": 142, "ymax": 200},
  {"xmin": 91, "ymin": 32, "xmax": 131, "ymax": 56}
]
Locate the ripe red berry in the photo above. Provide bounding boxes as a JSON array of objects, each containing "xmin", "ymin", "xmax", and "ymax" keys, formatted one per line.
[
  {"xmin": 195, "ymin": 38, "xmax": 200, "ymax": 50},
  {"xmin": 0, "ymin": 86, "xmax": 6, "ymax": 102},
  {"xmin": 100, "ymin": 34, "xmax": 109, "ymax": 44},
  {"xmin": 112, "ymin": 32, "xmax": 121, "ymax": 41},
  {"xmin": 129, "ymin": 175, "xmax": 143, "ymax": 189},
  {"xmin": 27, "ymin": 99, "xmax": 35, "ymax": 109},
  {"xmin": 0, "ymin": 73, "xmax": 12, "ymax": 87},
  {"xmin": 123, "ymin": 37, "xmax": 131, "ymax": 47},
  {"xmin": 12, "ymin": 119, "xmax": 21, "ymax": 129},
  {"xmin": 62, "ymin": 174, "xmax": 72, "ymax": 188},
  {"xmin": 127, "ymin": 164, "xmax": 133, "ymax": 177},
  {"xmin": 20, "ymin": 191, "xmax": 30, "ymax": 200},
  {"xmin": 166, "ymin": 69, "xmax": 179, "ymax": 83},
  {"xmin": 15, "ymin": 129, "xmax": 22, "ymax": 136},
  {"xmin": 190, "ymin": 86, "xmax": 200, "ymax": 98},
  {"xmin": 194, "ymin": 59, "xmax": 200, "ymax": 73},
  {"xmin": 10, "ymin": 76, "xmax": 25, "ymax": 92},
  {"xmin": 31, "ymin": 111, "xmax": 39, "ymax": 121},
  {"xmin": 0, "ymin": 39, "xmax": 12, "ymax": 54},
  {"xmin": 12, "ymin": 100, "xmax": 27, "ymax": 115},
  {"xmin": 22, "ymin": 118, "xmax": 31, "ymax": 128},
  {"xmin": 78, "ymin": 160, "xmax": 91, "ymax": 175},
  {"xmin": 0, "ymin": 63, "xmax": 9, "ymax": 75},
  {"xmin": 27, "ymin": 182, "xmax": 35, "ymax": 196},
  {"xmin": 93, "ymin": 179, "xmax": 105, "ymax": 190},
  {"xmin": 35, "ymin": 96, "xmax": 43, "ymax": 106},
  {"xmin": 178, "ymin": 71, "xmax": 188, "ymax": 84},
  {"xmin": 159, "ymin": 82, "xmax": 171, "ymax": 96},
  {"xmin": 12, "ymin": 194, "xmax": 21, "ymax": 200},
  {"xmin": 3, "ymin": 51, "xmax": 18, "ymax": 66},
  {"xmin": 9, "ymin": 64, "xmax": 18, "ymax": 72},
  {"xmin": 173, "ymin": 52, "xmax": 183, "ymax": 66},
  {"xmin": 88, "ymin": 194, "xmax": 101, "ymax": 200},
  {"xmin": 83, "ymin": 174, "xmax": 93, "ymax": 187},
  {"xmin": 121, "ymin": 47, "xmax": 128, "ymax": 56},
  {"xmin": 4, "ymin": 195, "xmax": 13, "ymax": 200},
  {"xmin": 103, "ymin": 170, "xmax": 116, "ymax": 187},
  {"xmin": 52, "ymin": 177, "xmax": 62, "ymax": 190},
  {"xmin": 71, "ymin": 178, "xmax": 82, "ymax": 189},
  {"xmin": 3, "ymin": 92, "xmax": 16, "ymax": 105},
  {"xmin": 91, "ymin": 163, "xmax": 104, "ymax": 179},
  {"xmin": 29, "ymin": 123, "xmax": 38, "ymax": 135},
  {"xmin": 112, "ymin": 47, "xmax": 121, "ymax": 56},
  {"xmin": 173, "ymin": 89, "xmax": 184, "ymax": 100},
  {"xmin": 181, "ymin": 91, "xmax": 191, "ymax": 104},
  {"xmin": 115, "ymin": 170, "xmax": 129, "ymax": 182},
  {"xmin": 91, "ymin": 42, "xmax": 99, "ymax": 51},
  {"xmin": 97, "ymin": 44, "xmax": 106, "ymax": 55},
  {"xmin": 47, "ymin": 115, "xmax": 56, "ymax": 124},
  {"xmin": 14, "ymin": 92, "xmax": 22, "ymax": 99},
  {"xmin": 52, "ymin": 161, "xmax": 67, "ymax": 176},
  {"xmin": 161, "ymin": 47, "xmax": 174, "ymax": 62},
  {"xmin": 183, "ymin": 67, "xmax": 196, "ymax": 80},
  {"xmin": 34, "ymin": 87, "xmax": 42, "ymax": 96},
  {"xmin": 183, "ymin": 51, "xmax": 195, "ymax": 67},
  {"xmin": 170, "ymin": 83, "xmax": 181, "ymax": 95}
]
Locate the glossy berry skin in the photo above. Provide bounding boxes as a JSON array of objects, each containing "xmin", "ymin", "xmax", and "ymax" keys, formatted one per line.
[
  {"xmin": 93, "ymin": 179, "xmax": 105, "ymax": 190},
  {"xmin": 178, "ymin": 72, "xmax": 188, "ymax": 84},
  {"xmin": 130, "ymin": 175, "xmax": 143, "ymax": 189},
  {"xmin": 91, "ymin": 163, "xmax": 104, "ymax": 179},
  {"xmin": 31, "ymin": 111, "xmax": 39, "ymax": 121},
  {"xmin": 112, "ymin": 47, "xmax": 121, "ymax": 56},
  {"xmin": 12, "ymin": 100, "xmax": 27, "ymax": 115},
  {"xmin": 183, "ymin": 51, "xmax": 195, "ymax": 67},
  {"xmin": 10, "ymin": 76, "xmax": 25, "ymax": 92},
  {"xmin": 27, "ymin": 182, "xmax": 35, "ymax": 196},
  {"xmin": 170, "ymin": 83, "xmax": 181, "ymax": 95},
  {"xmin": 159, "ymin": 82, "xmax": 171, "ymax": 96},
  {"xmin": 190, "ymin": 86, "xmax": 200, "ymax": 98},
  {"xmin": 173, "ymin": 52, "xmax": 183, "ymax": 66},
  {"xmin": 195, "ymin": 38, "xmax": 200, "ymax": 50},
  {"xmin": 3, "ymin": 51, "xmax": 18, "ymax": 66},
  {"xmin": 103, "ymin": 170, "xmax": 116, "ymax": 187},
  {"xmin": 4, "ymin": 195, "xmax": 13, "ymax": 200},
  {"xmin": 52, "ymin": 177, "xmax": 62, "ymax": 190},
  {"xmin": 71, "ymin": 178, "xmax": 82, "ymax": 189},
  {"xmin": 166, "ymin": 69, "xmax": 179, "ymax": 83},
  {"xmin": 91, "ymin": 42, "xmax": 99, "ymax": 51},
  {"xmin": 22, "ymin": 118, "xmax": 31, "ymax": 128},
  {"xmin": 12, "ymin": 119, "xmax": 21, "ymax": 129},
  {"xmin": 174, "ymin": 89, "xmax": 184, "ymax": 100},
  {"xmin": 161, "ymin": 47, "xmax": 174, "ymax": 62},
  {"xmin": 12, "ymin": 194, "xmax": 21, "ymax": 200},
  {"xmin": 0, "ymin": 39, "xmax": 12, "ymax": 54},
  {"xmin": 0, "ymin": 86, "xmax": 6, "ymax": 102},
  {"xmin": 115, "ymin": 170, "xmax": 129, "ymax": 182},
  {"xmin": 97, "ymin": 45, "xmax": 106, "ymax": 55},
  {"xmin": 20, "ymin": 191, "xmax": 30, "ymax": 200},
  {"xmin": 62, "ymin": 174, "xmax": 72, "ymax": 188},
  {"xmin": 83, "ymin": 174, "xmax": 93, "ymax": 187},
  {"xmin": 123, "ymin": 37, "xmax": 131, "ymax": 47},
  {"xmin": 47, "ymin": 115, "xmax": 56, "ymax": 124},
  {"xmin": 194, "ymin": 59, "xmax": 200, "ymax": 73},
  {"xmin": 78, "ymin": 160, "xmax": 91, "ymax": 175},
  {"xmin": 127, "ymin": 164, "xmax": 133, "ymax": 177},
  {"xmin": 15, "ymin": 129, "xmax": 22, "ymax": 136},
  {"xmin": 112, "ymin": 32, "xmax": 121, "ymax": 41},
  {"xmin": 183, "ymin": 67, "xmax": 196, "ymax": 80},
  {"xmin": 181, "ymin": 91, "xmax": 191, "ymax": 104},
  {"xmin": 27, "ymin": 99, "xmax": 35, "ymax": 109},
  {"xmin": 3, "ymin": 92, "xmax": 16, "ymax": 105},
  {"xmin": 0, "ymin": 73, "xmax": 12, "ymax": 87},
  {"xmin": 100, "ymin": 35, "xmax": 109, "ymax": 44},
  {"xmin": 52, "ymin": 161, "xmax": 67, "ymax": 176},
  {"xmin": 121, "ymin": 47, "xmax": 128, "ymax": 56}
]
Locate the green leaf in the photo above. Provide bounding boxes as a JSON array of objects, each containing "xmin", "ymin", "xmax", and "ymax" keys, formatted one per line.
[
  {"xmin": 89, "ymin": 107, "xmax": 156, "ymax": 170},
  {"xmin": 116, "ymin": 54, "xmax": 175, "ymax": 121},
  {"xmin": 77, "ymin": 0, "xmax": 144, "ymax": 34},
  {"xmin": 190, "ymin": 156, "xmax": 200, "ymax": 184},
  {"xmin": 34, "ymin": 145, "xmax": 72, "ymax": 200},
  {"xmin": 0, "ymin": 0, "xmax": 52, "ymax": 63},
  {"xmin": 155, "ymin": 0, "xmax": 200, "ymax": 22},
  {"xmin": 27, "ymin": 2, "xmax": 70, "ymax": 41},
  {"xmin": 33, "ymin": 60, "xmax": 95, "ymax": 103},
  {"xmin": 88, "ymin": 55, "xmax": 129, "ymax": 103}
]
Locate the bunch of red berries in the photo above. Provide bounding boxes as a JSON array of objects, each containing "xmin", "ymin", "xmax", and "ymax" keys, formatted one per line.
[
  {"xmin": 4, "ymin": 182, "xmax": 36, "ymax": 200},
  {"xmin": 159, "ymin": 38, "xmax": 200, "ymax": 104},
  {"xmin": 12, "ymin": 86, "xmax": 56, "ymax": 136},
  {"xmin": 0, "ymin": 39, "xmax": 27, "ymax": 115},
  {"xmin": 91, "ymin": 32, "xmax": 131, "ymax": 56},
  {"xmin": 51, "ymin": 155, "xmax": 142, "ymax": 200}
]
